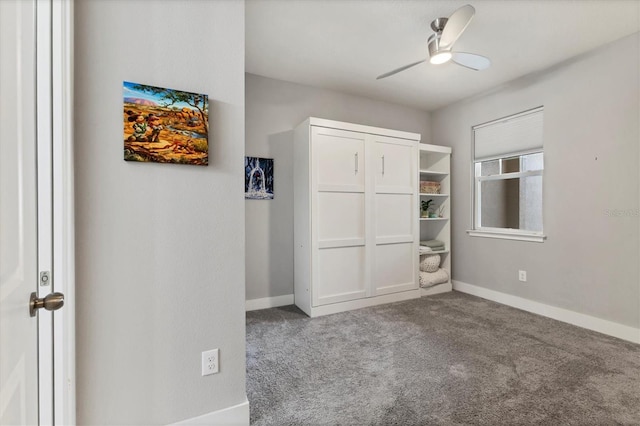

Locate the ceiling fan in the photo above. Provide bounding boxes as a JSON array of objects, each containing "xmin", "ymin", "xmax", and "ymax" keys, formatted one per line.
[{"xmin": 376, "ymin": 4, "xmax": 490, "ymax": 80}]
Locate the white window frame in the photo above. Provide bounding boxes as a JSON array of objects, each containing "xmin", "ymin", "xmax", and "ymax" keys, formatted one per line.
[{"xmin": 467, "ymin": 108, "xmax": 546, "ymax": 243}]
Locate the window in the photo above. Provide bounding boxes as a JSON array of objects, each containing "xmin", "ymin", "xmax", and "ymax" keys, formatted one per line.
[{"xmin": 468, "ymin": 107, "xmax": 545, "ymax": 242}]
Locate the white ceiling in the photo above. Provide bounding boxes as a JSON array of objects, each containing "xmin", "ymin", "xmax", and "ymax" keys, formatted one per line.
[{"xmin": 246, "ymin": 0, "xmax": 640, "ymax": 111}]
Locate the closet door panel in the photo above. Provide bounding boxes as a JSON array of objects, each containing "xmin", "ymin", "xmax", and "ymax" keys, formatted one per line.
[
  {"xmin": 374, "ymin": 136, "xmax": 415, "ymax": 193},
  {"xmin": 313, "ymin": 127, "xmax": 365, "ymax": 191},
  {"xmin": 311, "ymin": 126, "xmax": 368, "ymax": 307},
  {"xmin": 317, "ymin": 192, "xmax": 365, "ymax": 246},
  {"xmin": 374, "ymin": 243, "xmax": 416, "ymax": 295},
  {"xmin": 375, "ymin": 193, "xmax": 413, "ymax": 244},
  {"xmin": 315, "ymin": 246, "xmax": 367, "ymax": 306},
  {"xmin": 372, "ymin": 135, "xmax": 418, "ymax": 295}
]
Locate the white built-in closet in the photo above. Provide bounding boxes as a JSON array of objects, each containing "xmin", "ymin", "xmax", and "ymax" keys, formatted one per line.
[{"xmin": 293, "ymin": 118, "xmax": 421, "ymax": 317}]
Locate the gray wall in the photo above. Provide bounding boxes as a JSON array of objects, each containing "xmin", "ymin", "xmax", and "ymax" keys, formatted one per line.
[
  {"xmin": 74, "ymin": 1, "xmax": 246, "ymax": 424},
  {"xmin": 431, "ymin": 33, "xmax": 640, "ymax": 328},
  {"xmin": 245, "ymin": 73, "xmax": 431, "ymax": 301}
]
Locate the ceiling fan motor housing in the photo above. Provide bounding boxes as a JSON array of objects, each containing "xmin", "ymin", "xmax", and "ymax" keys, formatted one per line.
[
  {"xmin": 430, "ymin": 17, "xmax": 448, "ymax": 33},
  {"xmin": 428, "ymin": 32, "xmax": 451, "ymax": 60}
]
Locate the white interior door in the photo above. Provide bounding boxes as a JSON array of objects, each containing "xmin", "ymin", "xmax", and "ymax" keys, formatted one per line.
[
  {"xmin": 1, "ymin": 1, "xmax": 74, "ymax": 424},
  {"xmin": 0, "ymin": 1, "xmax": 41, "ymax": 424}
]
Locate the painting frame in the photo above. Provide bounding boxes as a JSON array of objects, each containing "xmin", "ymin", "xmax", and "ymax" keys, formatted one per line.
[
  {"xmin": 123, "ymin": 81, "xmax": 209, "ymax": 166},
  {"xmin": 245, "ymin": 157, "xmax": 274, "ymax": 200}
]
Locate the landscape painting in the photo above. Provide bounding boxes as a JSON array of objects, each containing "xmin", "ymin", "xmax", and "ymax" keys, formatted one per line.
[
  {"xmin": 123, "ymin": 81, "xmax": 209, "ymax": 166},
  {"xmin": 245, "ymin": 157, "xmax": 274, "ymax": 200}
]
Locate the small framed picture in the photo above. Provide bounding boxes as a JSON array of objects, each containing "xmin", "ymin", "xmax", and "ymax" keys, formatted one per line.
[{"xmin": 245, "ymin": 157, "xmax": 274, "ymax": 199}]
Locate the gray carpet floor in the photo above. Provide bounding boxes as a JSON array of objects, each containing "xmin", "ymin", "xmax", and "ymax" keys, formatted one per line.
[{"xmin": 246, "ymin": 291, "xmax": 640, "ymax": 425}]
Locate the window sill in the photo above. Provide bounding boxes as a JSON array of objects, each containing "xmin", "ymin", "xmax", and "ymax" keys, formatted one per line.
[{"xmin": 466, "ymin": 229, "xmax": 546, "ymax": 243}]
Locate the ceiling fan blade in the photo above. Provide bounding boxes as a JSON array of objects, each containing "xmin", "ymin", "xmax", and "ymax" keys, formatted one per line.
[
  {"xmin": 451, "ymin": 52, "xmax": 491, "ymax": 71},
  {"xmin": 439, "ymin": 4, "xmax": 475, "ymax": 49},
  {"xmin": 376, "ymin": 59, "xmax": 427, "ymax": 80}
]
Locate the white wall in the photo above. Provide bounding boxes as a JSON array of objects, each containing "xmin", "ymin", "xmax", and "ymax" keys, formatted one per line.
[
  {"xmin": 432, "ymin": 33, "xmax": 640, "ymax": 328},
  {"xmin": 74, "ymin": 1, "xmax": 247, "ymax": 424},
  {"xmin": 245, "ymin": 73, "xmax": 430, "ymax": 301}
]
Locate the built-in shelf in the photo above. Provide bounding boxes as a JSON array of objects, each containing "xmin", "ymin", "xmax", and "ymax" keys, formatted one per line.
[
  {"xmin": 419, "ymin": 143, "xmax": 452, "ymax": 296},
  {"xmin": 420, "ymin": 169, "xmax": 448, "ymax": 176},
  {"xmin": 418, "ymin": 249, "xmax": 449, "ymax": 255}
]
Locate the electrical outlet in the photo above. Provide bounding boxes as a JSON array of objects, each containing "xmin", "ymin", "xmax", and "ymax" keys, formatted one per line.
[
  {"xmin": 518, "ymin": 270, "xmax": 527, "ymax": 282},
  {"xmin": 202, "ymin": 349, "xmax": 219, "ymax": 376}
]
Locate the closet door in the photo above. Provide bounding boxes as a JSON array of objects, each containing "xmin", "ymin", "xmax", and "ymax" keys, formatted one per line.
[
  {"xmin": 311, "ymin": 126, "xmax": 367, "ymax": 306},
  {"xmin": 371, "ymin": 135, "xmax": 418, "ymax": 295}
]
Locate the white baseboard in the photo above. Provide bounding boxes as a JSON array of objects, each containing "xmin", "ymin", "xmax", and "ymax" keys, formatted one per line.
[
  {"xmin": 452, "ymin": 280, "xmax": 640, "ymax": 344},
  {"xmin": 246, "ymin": 294, "xmax": 294, "ymax": 311},
  {"xmin": 170, "ymin": 398, "xmax": 249, "ymax": 425}
]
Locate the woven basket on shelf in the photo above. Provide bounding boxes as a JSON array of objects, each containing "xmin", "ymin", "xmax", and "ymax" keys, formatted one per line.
[{"xmin": 420, "ymin": 181, "xmax": 441, "ymax": 194}]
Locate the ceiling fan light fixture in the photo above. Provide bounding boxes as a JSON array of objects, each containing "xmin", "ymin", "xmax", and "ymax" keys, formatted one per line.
[
  {"xmin": 427, "ymin": 33, "xmax": 451, "ymax": 65},
  {"xmin": 430, "ymin": 51, "xmax": 452, "ymax": 65}
]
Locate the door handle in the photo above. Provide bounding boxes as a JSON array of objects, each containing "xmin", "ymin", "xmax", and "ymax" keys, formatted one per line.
[
  {"xmin": 381, "ymin": 155, "xmax": 385, "ymax": 175},
  {"xmin": 354, "ymin": 152, "xmax": 358, "ymax": 173},
  {"xmin": 29, "ymin": 292, "xmax": 64, "ymax": 317}
]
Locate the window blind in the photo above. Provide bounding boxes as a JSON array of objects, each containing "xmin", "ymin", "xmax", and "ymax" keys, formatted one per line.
[{"xmin": 473, "ymin": 107, "xmax": 543, "ymax": 161}]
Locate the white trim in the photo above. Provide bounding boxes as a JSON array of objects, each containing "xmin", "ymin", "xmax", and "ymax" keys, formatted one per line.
[
  {"xmin": 476, "ymin": 169, "xmax": 542, "ymax": 182},
  {"xmin": 466, "ymin": 229, "xmax": 546, "ymax": 242},
  {"xmin": 452, "ymin": 280, "xmax": 640, "ymax": 344},
  {"xmin": 52, "ymin": 1, "xmax": 75, "ymax": 424},
  {"xmin": 245, "ymin": 294, "xmax": 294, "ymax": 311},
  {"xmin": 309, "ymin": 117, "xmax": 421, "ymax": 142},
  {"xmin": 474, "ymin": 148, "xmax": 544, "ymax": 163},
  {"xmin": 36, "ymin": 1, "xmax": 55, "ymax": 423},
  {"xmin": 170, "ymin": 399, "xmax": 250, "ymax": 426},
  {"xmin": 472, "ymin": 106, "xmax": 544, "ymax": 130},
  {"xmin": 419, "ymin": 143, "xmax": 451, "ymax": 154}
]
